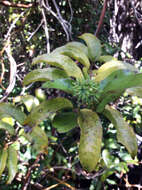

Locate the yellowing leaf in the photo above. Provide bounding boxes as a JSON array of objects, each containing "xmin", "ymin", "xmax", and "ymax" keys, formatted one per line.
[
  {"xmin": 0, "ymin": 103, "xmax": 26, "ymax": 125},
  {"xmin": 23, "ymin": 68, "xmax": 68, "ymax": 86},
  {"xmin": 103, "ymin": 105, "xmax": 138, "ymax": 158},
  {"xmin": 79, "ymin": 33, "xmax": 102, "ymax": 61},
  {"xmin": 78, "ymin": 109, "xmax": 102, "ymax": 172},
  {"xmin": 24, "ymin": 97, "xmax": 73, "ymax": 127},
  {"xmin": 32, "ymin": 54, "xmax": 84, "ymax": 80},
  {"xmin": 6, "ymin": 145, "xmax": 18, "ymax": 184}
]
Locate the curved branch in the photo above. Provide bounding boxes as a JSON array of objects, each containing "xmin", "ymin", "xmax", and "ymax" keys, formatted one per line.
[{"xmin": 0, "ymin": 1, "xmax": 35, "ymax": 8}]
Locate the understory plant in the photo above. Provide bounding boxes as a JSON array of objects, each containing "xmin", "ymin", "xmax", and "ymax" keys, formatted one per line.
[{"xmin": 0, "ymin": 33, "xmax": 142, "ymax": 183}]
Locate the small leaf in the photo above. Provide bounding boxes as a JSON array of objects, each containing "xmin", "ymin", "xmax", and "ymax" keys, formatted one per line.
[
  {"xmin": 23, "ymin": 126, "xmax": 48, "ymax": 154},
  {"xmin": 102, "ymin": 149, "xmax": 113, "ymax": 167},
  {"xmin": 24, "ymin": 97, "xmax": 73, "ymax": 128},
  {"xmin": 23, "ymin": 68, "xmax": 68, "ymax": 86},
  {"xmin": 52, "ymin": 112, "xmax": 77, "ymax": 133},
  {"xmin": 42, "ymin": 78, "xmax": 74, "ymax": 93},
  {"xmin": 79, "ymin": 33, "xmax": 102, "ymax": 61},
  {"xmin": 103, "ymin": 105, "xmax": 138, "ymax": 158},
  {"xmin": 0, "ymin": 147, "xmax": 8, "ymax": 177},
  {"xmin": 32, "ymin": 54, "xmax": 84, "ymax": 80},
  {"xmin": 6, "ymin": 145, "xmax": 18, "ymax": 184},
  {"xmin": 0, "ymin": 103, "xmax": 26, "ymax": 125},
  {"xmin": 0, "ymin": 121, "xmax": 15, "ymax": 135},
  {"xmin": 78, "ymin": 109, "xmax": 102, "ymax": 172}
]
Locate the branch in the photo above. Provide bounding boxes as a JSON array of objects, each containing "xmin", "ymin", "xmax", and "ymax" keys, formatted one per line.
[
  {"xmin": 95, "ymin": 0, "xmax": 108, "ymax": 37},
  {"xmin": 0, "ymin": 1, "xmax": 35, "ymax": 8}
]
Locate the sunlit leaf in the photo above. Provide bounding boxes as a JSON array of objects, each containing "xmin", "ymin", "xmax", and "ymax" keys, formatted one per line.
[
  {"xmin": 98, "ymin": 55, "xmax": 117, "ymax": 62},
  {"xmin": 42, "ymin": 78, "xmax": 74, "ymax": 93},
  {"xmin": 126, "ymin": 86, "xmax": 142, "ymax": 98},
  {"xmin": 23, "ymin": 68, "xmax": 68, "ymax": 86},
  {"xmin": 79, "ymin": 33, "xmax": 102, "ymax": 61},
  {"xmin": 78, "ymin": 109, "xmax": 102, "ymax": 172},
  {"xmin": 52, "ymin": 112, "xmax": 77, "ymax": 133},
  {"xmin": 32, "ymin": 54, "xmax": 84, "ymax": 80},
  {"xmin": 0, "ymin": 103, "xmax": 26, "ymax": 125},
  {"xmin": 103, "ymin": 105, "xmax": 138, "ymax": 158},
  {"xmin": 24, "ymin": 97, "xmax": 73, "ymax": 127}
]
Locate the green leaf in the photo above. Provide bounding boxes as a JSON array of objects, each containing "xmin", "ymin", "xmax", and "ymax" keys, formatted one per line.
[
  {"xmin": 0, "ymin": 147, "xmax": 8, "ymax": 177},
  {"xmin": 42, "ymin": 78, "xmax": 74, "ymax": 93},
  {"xmin": 23, "ymin": 126, "xmax": 48, "ymax": 154},
  {"xmin": 78, "ymin": 109, "xmax": 102, "ymax": 172},
  {"xmin": 23, "ymin": 68, "xmax": 68, "ymax": 86},
  {"xmin": 60, "ymin": 46, "xmax": 90, "ymax": 69},
  {"xmin": 95, "ymin": 60, "xmax": 138, "ymax": 82},
  {"xmin": 0, "ymin": 103, "xmax": 26, "ymax": 125},
  {"xmin": 52, "ymin": 112, "xmax": 77, "ymax": 133},
  {"xmin": 32, "ymin": 54, "xmax": 84, "ymax": 80},
  {"xmin": 0, "ymin": 121, "xmax": 15, "ymax": 135},
  {"xmin": 102, "ymin": 149, "xmax": 113, "ymax": 167},
  {"xmin": 79, "ymin": 33, "xmax": 102, "ymax": 61},
  {"xmin": 98, "ymin": 55, "xmax": 117, "ymax": 63},
  {"xmin": 103, "ymin": 105, "xmax": 138, "ymax": 158},
  {"xmin": 6, "ymin": 145, "xmax": 18, "ymax": 184},
  {"xmin": 66, "ymin": 41, "xmax": 89, "ymax": 57},
  {"xmin": 24, "ymin": 97, "xmax": 73, "ymax": 127},
  {"xmin": 126, "ymin": 86, "xmax": 142, "ymax": 97}
]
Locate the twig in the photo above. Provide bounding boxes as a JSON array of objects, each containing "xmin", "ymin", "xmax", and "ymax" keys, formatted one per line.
[
  {"xmin": 43, "ymin": 183, "xmax": 60, "ymax": 190},
  {"xmin": 41, "ymin": 5, "xmax": 50, "ymax": 54},
  {"xmin": 0, "ymin": 1, "xmax": 35, "ymax": 9},
  {"xmin": 27, "ymin": 19, "xmax": 44, "ymax": 42},
  {"xmin": 22, "ymin": 154, "xmax": 41, "ymax": 190}
]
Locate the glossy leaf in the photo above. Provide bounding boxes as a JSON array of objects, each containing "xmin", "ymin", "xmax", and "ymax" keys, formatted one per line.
[
  {"xmin": 32, "ymin": 54, "xmax": 84, "ymax": 80},
  {"xmin": 79, "ymin": 33, "xmax": 102, "ymax": 61},
  {"xmin": 0, "ymin": 147, "xmax": 8, "ymax": 177},
  {"xmin": 0, "ymin": 103, "xmax": 26, "ymax": 125},
  {"xmin": 6, "ymin": 145, "xmax": 18, "ymax": 184},
  {"xmin": 23, "ymin": 126, "xmax": 48, "ymax": 154},
  {"xmin": 24, "ymin": 97, "xmax": 73, "ymax": 127},
  {"xmin": 103, "ymin": 105, "xmax": 137, "ymax": 158},
  {"xmin": 98, "ymin": 55, "xmax": 117, "ymax": 63},
  {"xmin": 95, "ymin": 60, "xmax": 138, "ymax": 82},
  {"xmin": 42, "ymin": 78, "xmax": 74, "ymax": 93},
  {"xmin": 52, "ymin": 112, "xmax": 77, "ymax": 133},
  {"xmin": 78, "ymin": 109, "xmax": 102, "ymax": 172},
  {"xmin": 0, "ymin": 121, "xmax": 14, "ymax": 135},
  {"xmin": 23, "ymin": 68, "xmax": 68, "ymax": 86}
]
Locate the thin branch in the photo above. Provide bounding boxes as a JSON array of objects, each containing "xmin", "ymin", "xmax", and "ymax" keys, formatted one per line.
[
  {"xmin": 95, "ymin": 0, "xmax": 108, "ymax": 37},
  {"xmin": 41, "ymin": 5, "xmax": 50, "ymax": 54},
  {"xmin": 0, "ymin": 1, "xmax": 35, "ymax": 9}
]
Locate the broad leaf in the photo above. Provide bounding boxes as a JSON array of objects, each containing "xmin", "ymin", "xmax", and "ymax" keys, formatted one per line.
[
  {"xmin": 95, "ymin": 60, "xmax": 138, "ymax": 82},
  {"xmin": 98, "ymin": 55, "xmax": 117, "ymax": 63},
  {"xmin": 24, "ymin": 97, "xmax": 73, "ymax": 127},
  {"xmin": 0, "ymin": 121, "xmax": 14, "ymax": 135},
  {"xmin": 32, "ymin": 54, "xmax": 84, "ymax": 80},
  {"xmin": 52, "ymin": 112, "xmax": 77, "ymax": 133},
  {"xmin": 103, "ymin": 105, "xmax": 137, "ymax": 158},
  {"xmin": 0, "ymin": 103, "xmax": 26, "ymax": 125},
  {"xmin": 42, "ymin": 78, "xmax": 74, "ymax": 93},
  {"xmin": 78, "ymin": 109, "xmax": 102, "ymax": 172},
  {"xmin": 23, "ymin": 68, "xmax": 68, "ymax": 86},
  {"xmin": 79, "ymin": 33, "xmax": 102, "ymax": 61},
  {"xmin": 23, "ymin": 126, "xmax": 48, "ymax": 154}
]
